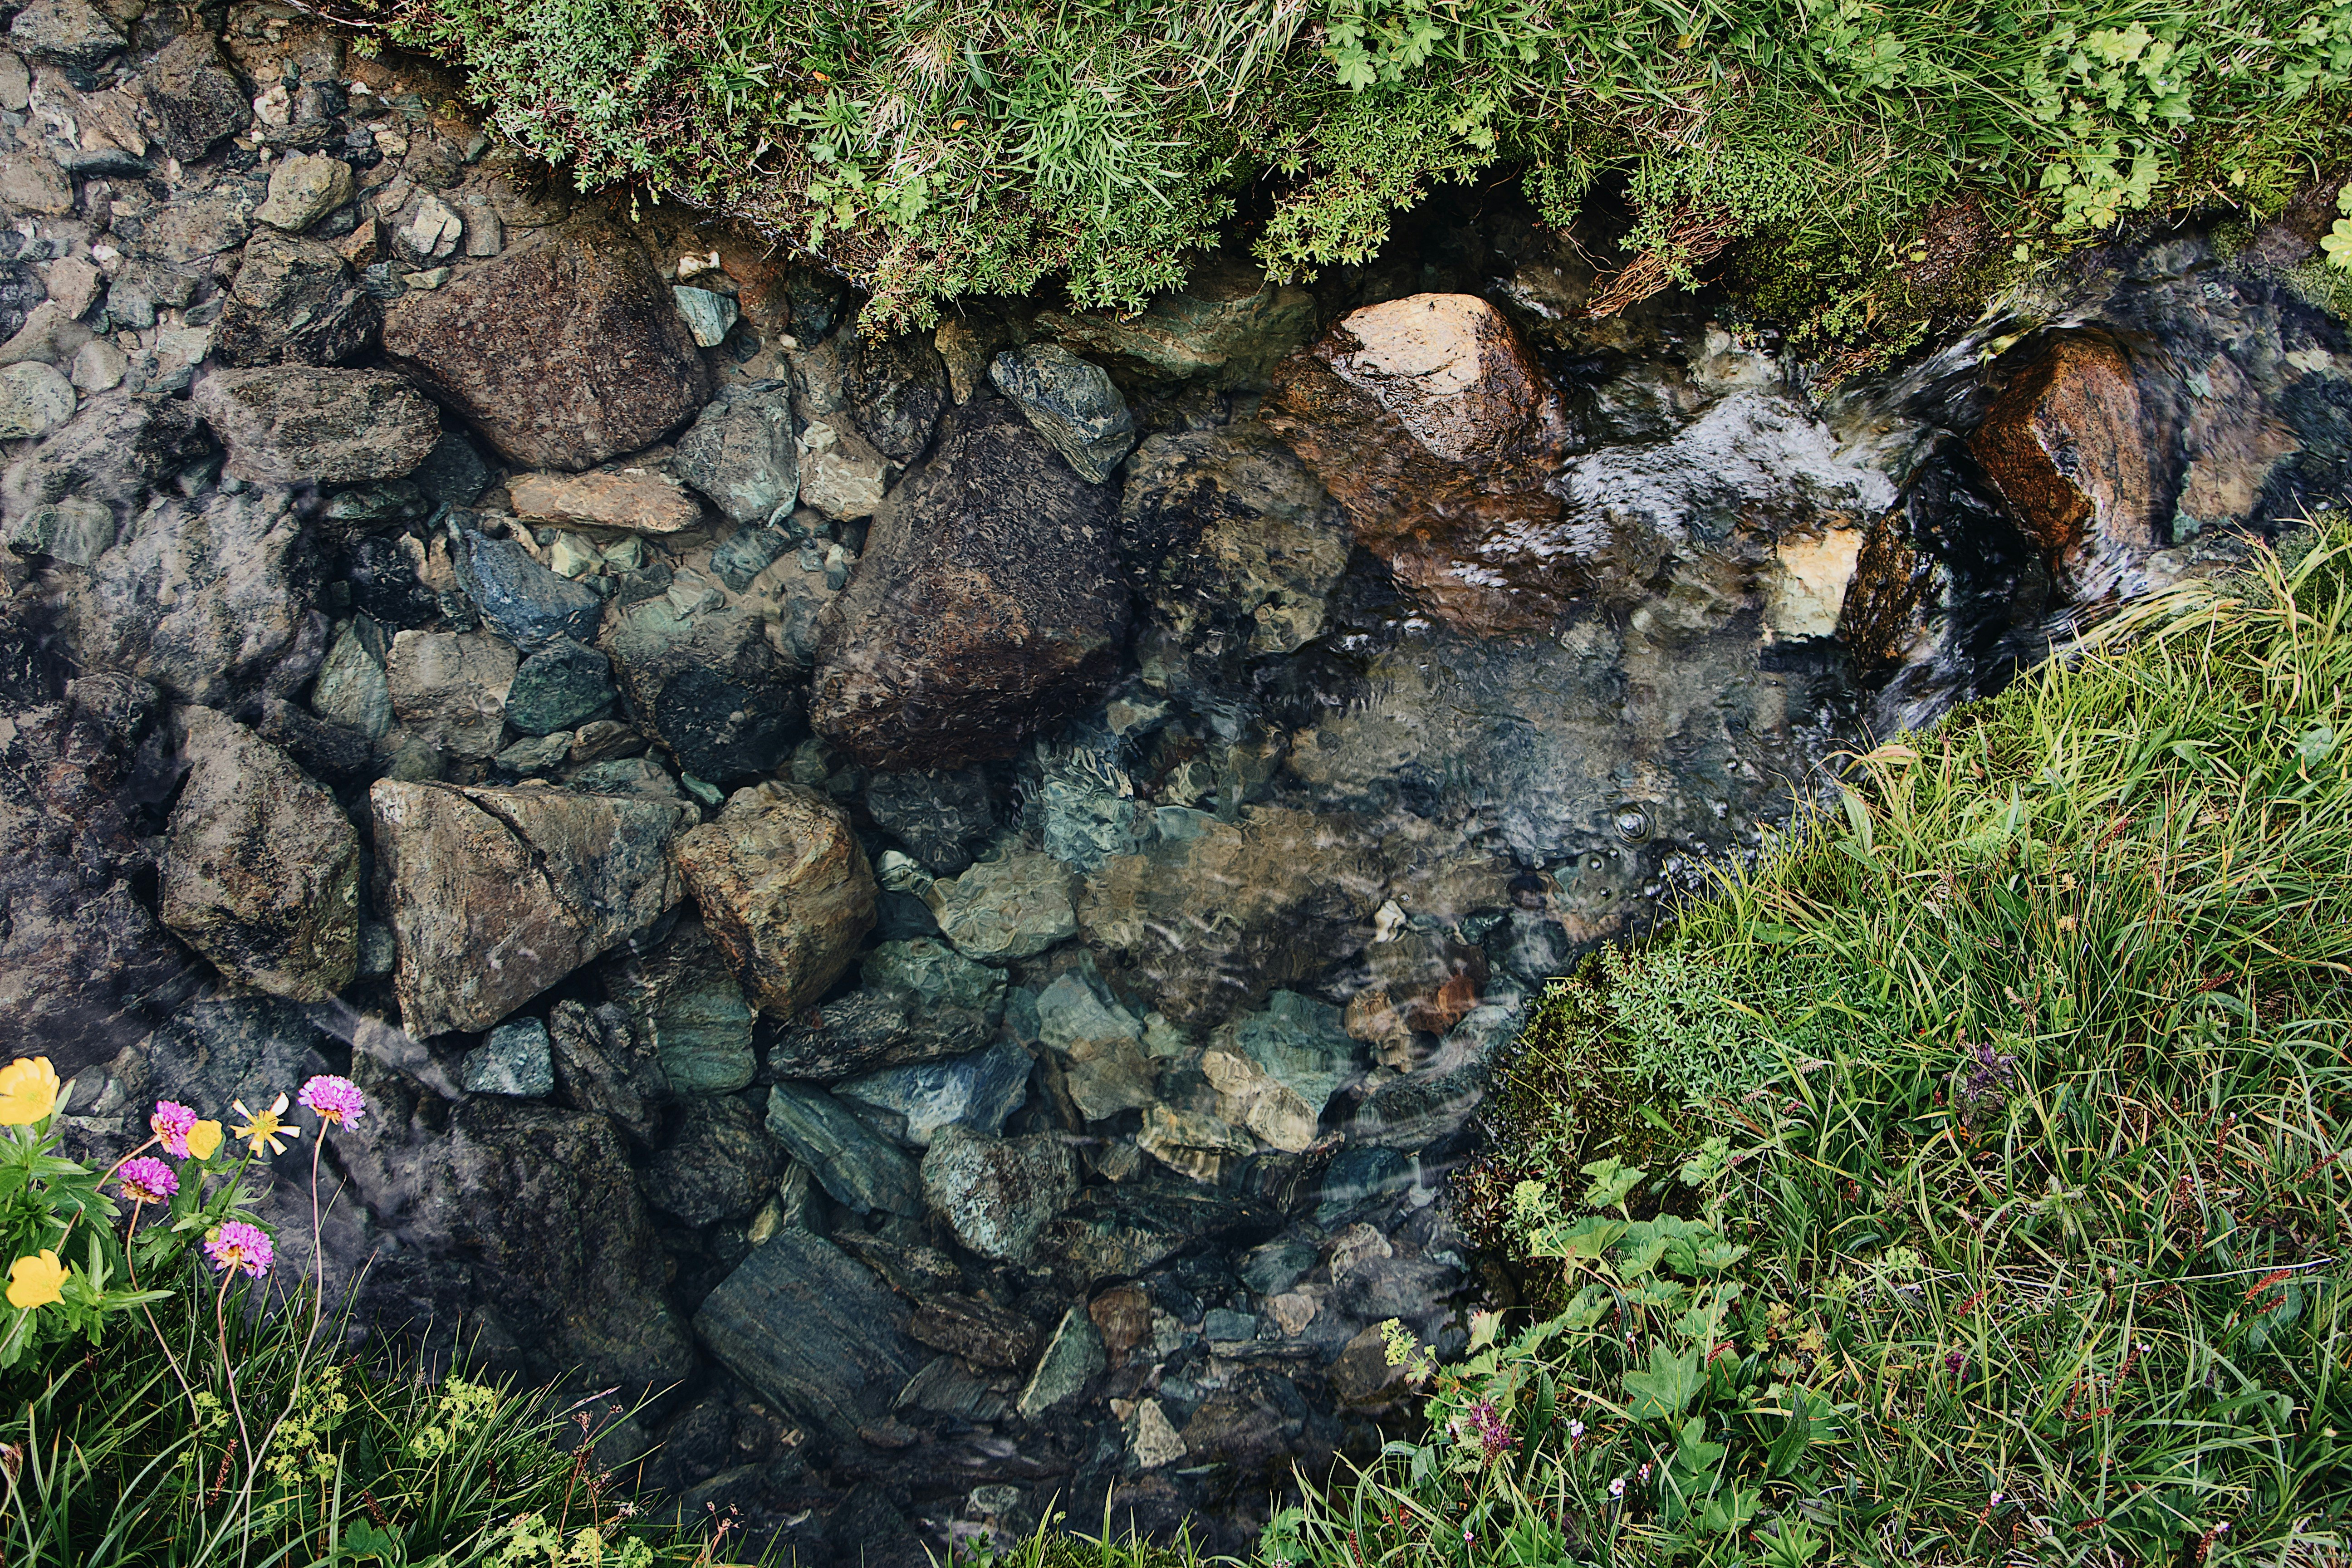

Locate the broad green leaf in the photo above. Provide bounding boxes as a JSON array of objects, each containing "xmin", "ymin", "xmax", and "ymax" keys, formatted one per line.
[{"xmin": 1623, "ymin": 1343, "xmax": 1704, "ymax": 1422}]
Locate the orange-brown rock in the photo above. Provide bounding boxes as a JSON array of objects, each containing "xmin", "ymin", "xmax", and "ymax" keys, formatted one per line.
[
  {"xmin": 1969, "ymin": 334, "xmax": 2159, "ymax": 586},
  {"xmin": 1265, "ymin": 293, "xmax": 1575, "ymax": 633},
  {"xmin": 1837, "ymin": 504, "xmax": 1931, "ymax": 676},
  {"xmin": 674, "ymin": 782, "xmax": 877, "ymax": 1016}
]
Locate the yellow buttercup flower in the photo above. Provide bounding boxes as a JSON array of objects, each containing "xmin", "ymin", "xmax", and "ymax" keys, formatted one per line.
[
  {"xmin": 231, "ymin": 1095, "xmax": 300, "ymax": 1157},
  {"xmin": 185, "ymin": 1119, "xmax": 224, "ymax": 1161},
  {"xmin": 0, "ymin": 1058, "xmax": 59, "ymax": 1126},
  {"xmin": 6, "ymin": 1250, "xmax": 64, "ymax": 1310}
]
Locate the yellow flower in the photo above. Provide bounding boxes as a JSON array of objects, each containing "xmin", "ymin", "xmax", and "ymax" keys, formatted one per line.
[
  {"xmin": 6, "ymin": 1250, "xmax": 64, "ymax": 1310},
  {"xmin": 0, "ymin": 1058, "xmax": 59, "ymax": 1126},
  {"xmin": 230, "ymin": 1095, "xmax": 300, "ymax": 1157},
  {"xmin": 184, "ymin": 1119, "xmax": 224, "ymax": 1161}
]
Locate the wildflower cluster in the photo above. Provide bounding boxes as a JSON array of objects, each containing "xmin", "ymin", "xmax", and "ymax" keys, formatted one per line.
[{"xmin": 0, "ymin": 1063, "xmax": 368, "ymax": 1369}]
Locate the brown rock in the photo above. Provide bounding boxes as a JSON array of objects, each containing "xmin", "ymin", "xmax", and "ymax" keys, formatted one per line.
[
  {"xmin": 1969, "ymin": 333, "xmax": 2159, "ymax": 587},
  {"xmin": 809, "ymin": 402, "xmax": 1128, "ymax": 769},
  {"xmin": 910, "ymin": 1294, "xmax": 1043, "ymax": 1369},
  {"xmin": 1264, "ymin": 293, "xmax": 1576, "ymax": 632},
  {"xmin": 160, "ymin": 708, "xmax": 359, "ymax": 1002},
  {"xmin": 1078, "ymin": 805, "xmax": 1382, "ymax": 1023},
  {"xmin": 1328, "ymin": 1323, "xmax": 1410, "ymax": 1410},
  {"xmin": 672, "ymin": 782, "xmax": 876, "ymax": 1016},
  {"xmin": 381, "ymin": 217, "xmax": 712, "ymax": 470},
  {"xmin": 369, "ymin": 779, "xmax": 692, "ymax": 1037},
  {"xmin": 1837, "ymin": 504, "xmax": 1931, "ymax": 676},
  {"xmin": 508, "ymin": 470, "xmax": 702, "ymax": 534},
  {"xmin": 1088, "ymin": 1283, "xmax": 1152, "ymax": 1363},
  {"xmin": 192, "ymin": 368, "xmax": 439, "ymax": 485}
]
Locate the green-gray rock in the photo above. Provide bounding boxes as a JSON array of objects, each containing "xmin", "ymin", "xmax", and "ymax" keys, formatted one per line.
[
  {"xmin": 764, "ymin": 1082, "xmax": 922, "ymax": 1216},
  {"xmin": 918, "ymin": 1125, "xmax": 1076, "ymax": 1263},
  {"xmin": 1016, "ymin": 1304, "xmax": 1105, "ymax": 1418},
  {"xmin": 862, "ymin": 937, "xmax": 1005, "ymax": 1014},
  {"xmin": 605, "ymin": 921, "xmax": 756, "ymax": 1094},
  {"xmin": 988, "ymin": 343, "xmax": 1134, "ymax": 484},
  {"xmin": 462, "ymin": 1017, "xmax": 555, "ymax": 1097},
  {"xmin": 926, "ymin": 851, "xmax": 1076, "ymax": 964},
  {"xmin": 310, "ymin": 619, "xmax": 392, "ymax": 739},
  {"xmin": 504, "ymin": 637, "xmax": 615, "ymax": 736},
  {"xmin": 1214, "ymin": 989, "xmax": 1358, "ymax": 1115},
  {"xmin": 672, "ymin": 285, "xmax": 738, "ymax": 349},
  {"xmin": 694, "ymin": 1229, "xmax": 923, "ymax": 1442}
]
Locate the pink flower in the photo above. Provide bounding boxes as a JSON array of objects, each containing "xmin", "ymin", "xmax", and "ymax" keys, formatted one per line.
[
  {"xmin": 204, "ymin": 1221, "xmax": 273, "ymax": 1279},
  {"xmin": 118, "ymin": 1156, "xmax": 178, "ymax": 1205},
  {"xmin": 297, "ymin": 1075, "xmax": 367, "ymax": 1128},
  {"xmin": 150, "ymin": 1100, "xmax": 198, "ymax": 1157}
]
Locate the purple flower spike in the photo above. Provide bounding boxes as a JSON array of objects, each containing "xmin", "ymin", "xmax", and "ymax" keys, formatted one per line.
[
  {"xmin": 204, "ymin": 1221, "xmax": 273, "ymax": 1279},
  {"xmin": 118, "ymin": 1156, "xmax": 178, "ymax": 1205},
  {"xmin": 297, "ymin": 1075, "xmax": 367, "ymax": 1128},
  {"xmin": 150, "ymin": 1101, "xmax": 198, "ymax": 1157}
]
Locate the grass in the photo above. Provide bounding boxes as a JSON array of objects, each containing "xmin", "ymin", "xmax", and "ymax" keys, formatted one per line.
[
  {"xmin": 0, "ymin": 1269, "xmax": 755, "ymax": 1568},
  {"xmin": 322, "ymin": 0, "xmax": 2352, "ymax": 338}
]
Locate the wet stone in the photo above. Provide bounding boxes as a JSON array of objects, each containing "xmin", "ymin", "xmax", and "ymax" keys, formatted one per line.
[
  {"xmin": 505, "ymin": 638, "xmax": 617, "ymax": 736},
  {"xmin": 764, "ymin": 1082, "xmax": 921, "ymax": 1217},
  {"xmin": 455, "ymin": 528, "xmax": 604, "ymax": 651},
  {"xmin": 463, "ymin": 1018, "xmax": 555, "ymax": 1098},
  {"xmin": 926, "ymin": 851, "xmax": 1077, "ymax": 964},
  {"xmin": 1015, "ymin": 1305, "xmax": 1105, "ymax": 1418},
  {"xmin": 836, "ymin": 1037, "xmax": 1031, "ymax": 1146},
  {"xmin": 605, "ymin": 920, "xmax": 757, "ymax": 1095},
  {"xmin": 672, "ymin": 285, "xmax": 737, "ymax": 349},
  {"xmin": 644, "ymin": 1092, "xmax": 774, "ymax": 1227},
  {"xmin": 909, "ymin": 1294, "xmax": 1042, "ymax": 1370},
  {"xmin": 988, "ymin": 343, "xmax": 1136, "ymax": 484},
  {"xmin": 920, "ymin": 1126, "xmax": 1076, "ymax": 1264},
  {"xmin": 864, "ymin": 766, "xmax": 997, "ymax": 876}
]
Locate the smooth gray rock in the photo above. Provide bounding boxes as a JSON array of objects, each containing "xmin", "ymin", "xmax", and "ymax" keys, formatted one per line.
[
  {"xmin": 837, "ymin": 1037, "xmax": 1032, "ymax": 1147},
  {"xmin": 763, "ymin": 1082, "xmax": 921, "ymax": 1217},
  {"xmin": 454, "ymin": 528, "xmax": 603, "ymax": 650},
  {"xmin": 193, "ymin": 368, "xmax": 439, "ymax": 485},
  {"xmin": 989, "ymin": 344, "xmax": 1135, "ymax": 484},
  {"xmin": 677, "ymin": 387, "xmax": 797, "ymax": 527},
  {"xmin": 694, "ymin": 1229, "xmax": 923, "ymax": 1442},
  {"xmin": 1214, "ymin": 989, "xmax": 1358, "ymax": 1117},
  {"xmin": 918, "ymin": 1126, "xmax": 1075, "ymax": 1264},
  {"xmin": 505, "ymin": 637, "xmax": 615, "ymax": 735},
  {"xmin": 605, "ymin": 920, "xmax": 756, "ymax": 1095},
  {"xmin": 463, "ymin": 1017, "xmax": 556, "ymax": 1097},
  {"xmin": 1034, "ymin": 971, "xmax": 1153, "ymax": 1122}
]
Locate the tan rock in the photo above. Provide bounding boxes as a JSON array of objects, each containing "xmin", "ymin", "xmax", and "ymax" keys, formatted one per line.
[
  {"xmin": 673, "ymin": 783, "xmax": 877, "ymax": 1016},
  {"xmin": 1131, "ymin": 1398, "xmax": 1187, "ymax": 1470},
  {"xmin": 1202, "ymin": 1047, "xmax": 1318, "ymax": 1151},
  {"xmin": 508, "ymin": 470, "xmax": 703, "ymax": 534},
  {"xmin": 1134, "ymin": 1103, "xmax": 1252, "ymax": 1183},
  {"xmin": 387, "ymin": 629, "xmax": 514, "ymax": 759},
  {"xmin": 370, "ymin": 779, "xmax": 692, "ymax": 1037}
]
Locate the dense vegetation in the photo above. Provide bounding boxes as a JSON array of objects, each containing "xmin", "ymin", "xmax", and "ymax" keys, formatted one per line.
[{"xmin": 323, "ymin": 0, "xmax": 2352, "ymax": 336}]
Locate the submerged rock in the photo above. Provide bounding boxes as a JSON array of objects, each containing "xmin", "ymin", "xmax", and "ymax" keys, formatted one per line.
[
  {"xmin": 764, "ymin": 1081, "xmax": 921, "ymax": 1216},
  {"xmin": 193, "ymin": 368, "xmax": 439, "ymax": 485},
  {"xmin": 370, "ymin": 779, "xmax": 691, "ymax": 1038},
  {"xmin": 919, "ymin": 1126, "xmax": 1076, "ymax": 1264},
  {"xmin": 845, "ymin": 328, "xmax": 949, "ymax": 464},
  {"xmin": 461, "ymin": 1017, "xmax": 555, "ymax": 1098},
  {"xmin": 1264, "ymin": 292, "xmax": 1574, "ymax": 632},
  {"xmin": 836, "ymin": 1037, "xmax": 1031, "ymax": 1146},
  {"xmin": 645, "ymin": 1093, "xmax": 774, "ymax": 1226},
  {"xmin": 810, "ymin": 402, "xmax": 1128, "ymax": 769},
  {"xmin": 386, "ymin": 630, "xmax": 514, "ymax": 760},
  {"xmin": 604, "ymin": 920, "xmax": 757, "ymax": 1095},
  {"xmin": 674, "ymin": 783, "xmax": 875, "ymax": 1017},
  {"xmin": 1033, "ymin": 972, "xmax": 1153, "ymax": 1122},
  {"xmin": 453, "ymin": 528, "xmax": 604, "ymax": 650},
  {"xmin": 505, "ymin": 638, "xmax": 616, "ymax": 735},
  {"xmin": 599, "ymin": 602, "xmax": 803, "ymax": 782},
  {"xmin": 1044, "ymin": 257, "xmax": 1316, "ymax": 387},
  {"xmin": 160, "ymin": 709, "xmax": 358, "ymax": 1002},
  {"xmin": 926, "ymin": 850, "xmax": 1077, "ymax": 964},
  {"xmin": 1015, "ymin": 1304, "xmax": 1105, "ymax": 1418},
  {"xmin": 1078, "ymin": 806, "xmax": 1381, "ymax": 1023},
  {"xmin": 695, "ymin": 1229, "xmax": 924, "ymax": 1442},
  {"xmin": 508, "ymin": 470, "xmax": 702, "ymax": 535},
  {"xmin": 381, "ymin": 217, "xmax": 712, "ymax": 470},
  {"xmin": 1971, "ymin": 333, "xmax": 2161, "ymax": 594}
]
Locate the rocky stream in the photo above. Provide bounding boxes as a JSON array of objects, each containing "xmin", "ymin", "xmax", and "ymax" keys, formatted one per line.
[{"xmin": 4, "ymin": 5, "xmax": 2351, "ymax": 1562}]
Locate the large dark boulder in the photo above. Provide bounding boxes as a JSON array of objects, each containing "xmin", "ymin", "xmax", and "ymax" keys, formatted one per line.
[
  {"xmin": 211, "ymin": 231, "xmax": 380, "ymax": 368},
  {"xmin": 381, "ymin": 218, "xmax": 712, "ymax": 470},
  {"xmin": 810, "ymin": 403, "xmax": 1129, "ymax": 769}
]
